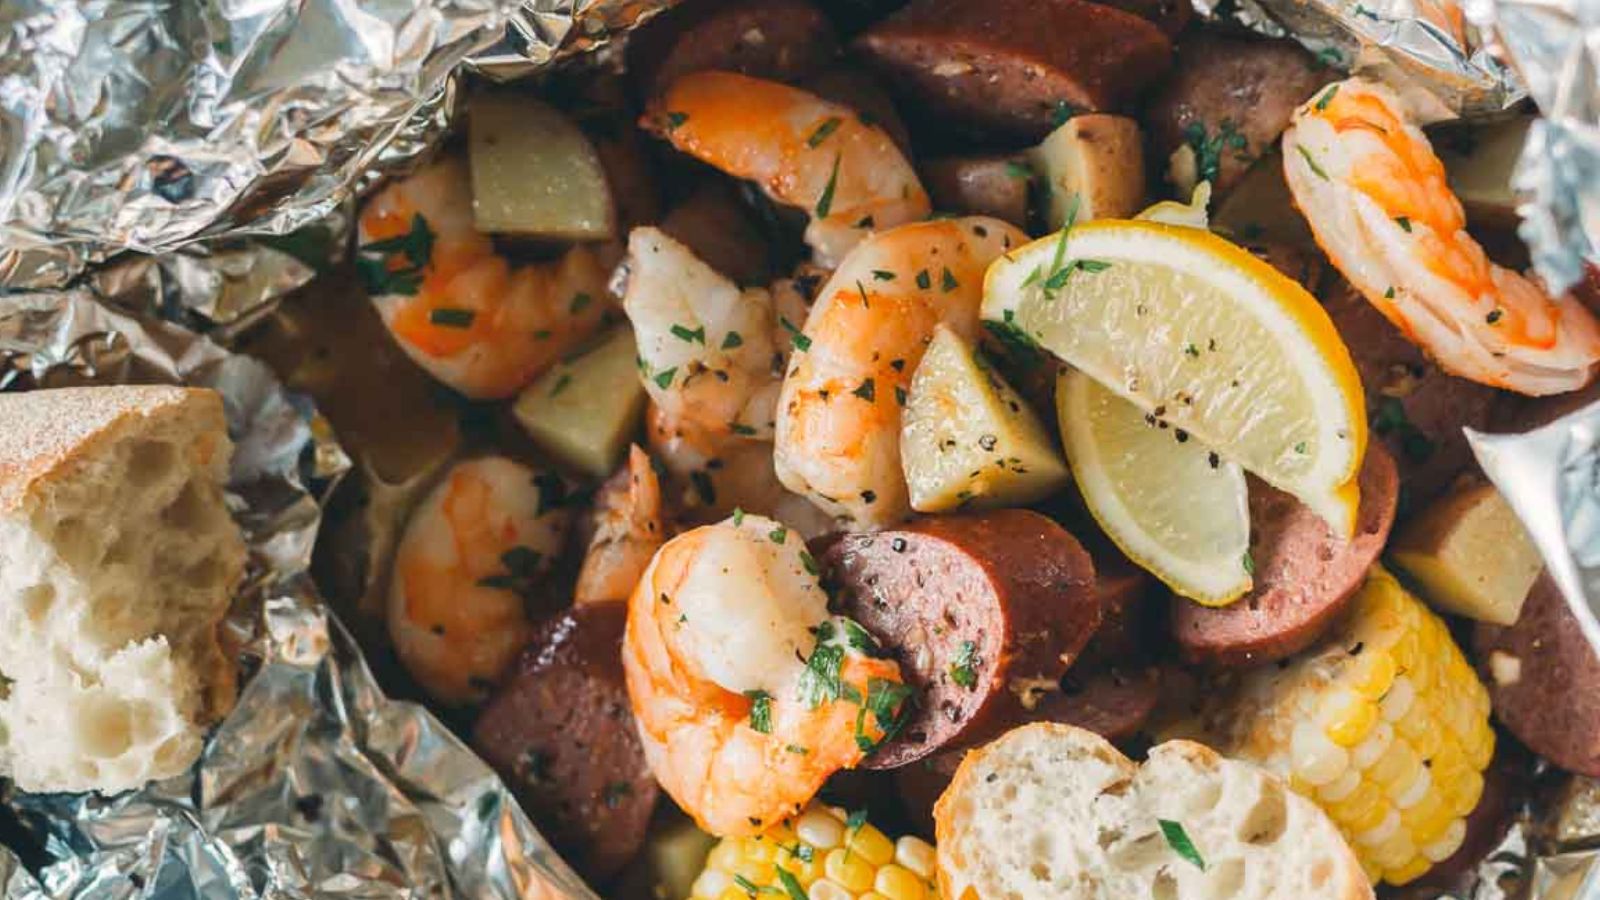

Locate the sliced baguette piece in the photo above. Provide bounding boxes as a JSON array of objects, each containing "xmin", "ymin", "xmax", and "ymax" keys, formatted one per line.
[
  {"xmin": 935, "ymin": 722, "xmax": 1373, "ymax": 899},
  {"xmin": 0, "ymin": 386, "xmax": 245, "ymax": 794}
]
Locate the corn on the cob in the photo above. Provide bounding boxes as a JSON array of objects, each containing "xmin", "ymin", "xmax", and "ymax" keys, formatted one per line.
[
  {"xmin": 689, "ymin": 803, "xmax": 941, "ymax": 900},
  {"xmin": 1178, "ymin": 566, "xmax": 1494, "ymax": 886}
]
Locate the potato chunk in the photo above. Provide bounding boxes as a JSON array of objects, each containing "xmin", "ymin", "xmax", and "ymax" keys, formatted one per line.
[
  {"xmin": 902, "ymin": 325, "xmax": 1070, "ymax": 512},
  {"xmin": 469, "ymin": 92, "xmax": 615, "ymax": 240},
  {"xmin": 1391, "ymin": 481, "xmax": 1543, "ymax": 625},
  {"xmin": 1027, "ymin": 114, "xmax": 1145, "ymax": 227},
  {"xmin": 513, "ymin": 328, "xmax": 645, "ymax": 478}
]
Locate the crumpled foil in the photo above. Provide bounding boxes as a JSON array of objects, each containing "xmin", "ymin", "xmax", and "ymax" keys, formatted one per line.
[
  {"xmin": 1468, "ymin": 0, "xmax": 1600, "ymax": 294},
  {"xmin": 0, "ymin": 287, "xmax": 597, "ymax": 900}
]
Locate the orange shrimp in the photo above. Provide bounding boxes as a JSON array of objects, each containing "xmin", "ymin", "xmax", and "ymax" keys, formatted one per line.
[
  {"xmin": 574, "ymin": 446, "xmax": 666, "ymax": 606},
  {"xmin": 1284, "ymin": 78, "xmax": 1600, "ymax": 395},
  {"xmin": 389, "ymin": 457, "xmax": 571, "ymax": 704},
  {"xmin": 644, "ymin": 71, "xmax": 931, "ymax": 267},
  {"xmin": 622, "ymin": 513, "xmax": 907, "ymax": 836},
  {"xmin": 358, "ymin": 158, "xmax": 614, "ymax": 399},
  {"xmin": 774, "ymin": 217, "xmax": 1028, "ymax": 528}
]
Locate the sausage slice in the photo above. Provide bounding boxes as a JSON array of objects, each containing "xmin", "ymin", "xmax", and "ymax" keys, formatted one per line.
[
  {"xmin": 1474, "ymin": 572, "xmax": 1600, "ymax": 776},
  {"xmin": 627, "ymin": 0, "xmax": 839, "ymax": 101},
  {"xmin": 1146, "ymin": 34, "xmax": 1325, "ymax": 196},
  {"xmin": 853, "ymin": 0, "xmax": 1172, "ymax": 140},
  {"xmin": 1323, "ymin": 279, "xmax": 1501, "ymax": 502},
  {"xmin": 1174, "ymin": 443, "xmax": 1399, "ymax": 667},
  {"xmin": 823, "ymin": 509, "xmax": 1102, "ymax": 768},
  {"xmin": 471, "ymin": 601, "xmax": 657, "ymax": 883}
]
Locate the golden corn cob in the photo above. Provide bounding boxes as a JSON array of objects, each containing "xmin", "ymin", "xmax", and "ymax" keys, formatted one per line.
[
  {"xmin": 1180, "ymin": 567, "xmax": 1494, "ymax": 886},
  {"xmin": 689, "ymin": 803, "xmax": 941, "ymax": 900}
]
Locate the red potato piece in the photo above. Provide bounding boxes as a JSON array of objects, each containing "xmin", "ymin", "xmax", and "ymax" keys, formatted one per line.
[
  {"xmin": 1174, "ymin": 443, "xmax": 1399, "ymax": 667},
  {"xmin": 1474, "ymin": 572, "xmax": 1600, "ymax": 776},
  {"xmin": 921, "ymin": 156, "xmax": 1032, "ymax": 230},
  {"xmin": 471, "ymin": 601, "xmax": 657, "ymax": 883},
  {"xmin": 1145, "ymin": 34, "xmax": 1326, "ymax": 197},
  {"xmin": 627, "ymin": 0, "xmax": 839, "ymax": 101},
  {"xmin": 822, "ymin": 509, "xmax": 1103, "ymax": 768},
  {"xmin": 853, "ymin": 0, "xmax": 1172, "ymax": 140},
  {"xmin": 1323, "ymin": 279, "xmax": 1502, "ymax": 502}
]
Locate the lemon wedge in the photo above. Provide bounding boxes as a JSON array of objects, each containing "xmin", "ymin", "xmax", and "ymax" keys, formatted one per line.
[
  {"xmin": 1058, "ymin": 368, "xmax": 1252, "ymax": 604},
  {"xmin": 983, "ymin": 219, "xmax": 1365, "ymax": 536}
]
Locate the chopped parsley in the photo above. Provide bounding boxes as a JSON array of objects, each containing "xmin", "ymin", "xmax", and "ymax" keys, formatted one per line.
[
  {"xmin": 665, "ymin": 111, "xmax": 688, "ymax": 130},
  {"xmin": 1183, "ymin": 119, "xmax": 1249, "ymax": 186},
  {"xmin": 845, "ymin": 808, "xmax": 868, "ymax": 833},
  {"xmin": 477, "ymin": 546, "xmax": 544, "ymax": 599},
  {"xmin": 872, "ymin": 269, "xmax": 896, "ymax": 281},
  {"xmin": 603, "ymin": 781, "xmax": 633, "ymax": 810},
  {"xmin": 949, "ymin": 641, "xmax": 980, "ymax": 688},
  {"xmin": 1050, "ymin": 100, "xmax": 1080, "ymax": 128},
  {"xmin": 1395, "ymin": 216, "xmax": 1412, "ymax": 233},
  {"xmin": 731, "ymin": 422, "xmax": 758, "ymax": 436},
  {"xmin": 894, "ymin": 386, "xmax": 908, "ymax": 407},
  {"xmin": 429, "ymin": 307, "xmax": 474, "ymax": 328},
  {"xmin": 775, "ymin": 867, "xmax": 808, "ymax": 900},
  {"xmin": 781, "ymin": 317, "xmax": 811, "ymax": 352},
  {"xmin": 732, "ymin": 507, "xmax": 746, "ymax": 527},
  {"xmin": 570, "ymin": 291, "xmax": 593, "ymax": 313},
  {"xmin": 983, "ymin": 310, "xmax": 1044, "ymax": 367},
  {"xmin": 1005, "ymin": 159, "xmax": 1034, "ymax": 180},
  {"xmin": 815, "ymin": 154, "xmax": 841, "ymax": 218},
  {"xmin": 734, "ymin": 873, "xmax": 781, "ymax": 896},
  {"xmin": 722, "ymin": 330, "xmax": 744, "ymax": 350},
  {"xmin": 1159, "ymin": 819, "xmax": 1206, "ymax": 870},
  {"xmin": 1242, "ymin": 551, "xmax": 1256, "ymax": 575},
  {"xmin": 841, "ymin": 619, "xmax": 884, "ymax": 657},
  {"xmin": 1372, "ymin": 397, "xmax": 1434, "ymax": 462},
  {"xmin": 806, "ymin": 116, "xmax": 844, "ymax": 148},
  {"xmin": 797, "ymin": 639, "xmax": 846, "ymax": 709},
  {"xmin": 1487, "ymin": 308, "xmax": 1503, "ymax": 325},
  {"xmin": 852, "ymin": 378, "xmax": 876, "ymax": 402},
  {"xmin": 1296, "ymin": 144, "xmax": 1330, "ymax": 181},
  {"xmin": 799, "ymin": 550, "xmax": 820, "ymax": 577},
  {"xmin": 746, "ymin": 690, "xmax": 774, "ymax": 734},
  {"xmin": 855, "ymin": 676, "xmax": 914, "ymax": 752},
  {"xmin": 549, "ymin": 373, "xmax": 572, "ymax": 397},
  {"xmin": 671, "ymin": 323, "xmax": 706, "ymax": 344},
  {"xmin": 915, "ymin": 269, "xmax": 932, "ymax": 290},
  {"xmin": 769, "ymin": 526, "xmax": 788, "ymax": 545},
  {"xmin": 1314, "ymin": 84, "xmax": 1340, "ymax": 111},
  {"xmin": 653, "ymin": 367, "xmax": 677, "ymax": 389},
  {"xmin": 940, "ymin": 267, "xmax": 959, "ymax": 292},
  {"xmin": 357, "ymin": 212, "xmax": 434, "ymax": 296}
]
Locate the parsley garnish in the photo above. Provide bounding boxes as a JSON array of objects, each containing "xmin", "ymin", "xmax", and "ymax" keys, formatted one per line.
[
  {"xmin": 1050, "ymin": 100, "xmax": 1079, "ymax": 128},
  {"xmin": 1315, "ymin": 84, "xmax": 1340, "ymax": 111},
  {"xmin": 1182, "ymin": 120, "xmax": 1248, "ymax": 186},
  {"xmin": 983, "ymin": 310, "xmax": 1044, "ymax": 367},
  {"xmin": 775, "ymin": 867, "xmax": 807, "ymax": 900},
  {"xmin": 734, "ymin": 873, "xmax": 781, "ymax": 896},
  {"xmin": 915, "ymin": 269, "xmax": 932, "ymax": 290},
  {"xmin": 815, "ymin": 154, "xmax": 841, "ymax": 218},
  {"xmin": 806, "ymin": 117, "xmax": 843, "ymax": 148},
  {"xmin": 1005, "ymin": 159, "xmax": 1034, "ymax": 180},
  {"xmin": 949, "ymin": 641, "xmax": 979, "ymax": 688},
  {"xmin": 841, "ymin": 619, "xmax": 883, "ymax": 657},
  {"xmin": 845, "ymin": 808, "xmax": 868, "ymax": 833},
  {"xmin": 549, "ymin": 373, "xmax": 572, "ymax": 397},
  {"xmin": 1487, "ymin": 308, "xmax": 1503, "ymax": 324},
  {"xmin": 1242, "ymin": 551, "xmax": 1256, "ymax": 575},
  {"xmin": 780, "ymin": 317, "xmax": 811, "ymax": 352},
  {"xmin": 852, "ymin": 378, "xmax": 876, "ymax": 402},
  {"xmin": 797, "ymin": 639, "xmax": 846, "ymax": 709},
  {"xmin": 1395, "ymin": 216, "xmax": 1412, "ymax": 233},
  {"xmin": 894, "ymin": 386, "xmax": 907, "ymax": 407},
  {"xmin": 722, "ymin": 330, "xmax": 744, "ymax": 349},
  {"xmin": 855, "ymin": 676, "xmax": 914, "ymax": 752},
  {"xmin": 671, "ymin": 323, "xmax": 706, "ymax": 344},
  {"xmin": 570, "ymin": 292, "xmax": 593, "ymax": 313},
  {"xmin": 477, "ymin": 546, "xmax": 544, "ymax": 598},
  {"xmin": 358, "ymin": 213, "xmax": 434, "ymax": 296},
  {"xmin": 940, "ymin": 267, "xmax": 959, "ymax": 292},
  {"xmin": 732, "ymin": 507, "xmax": 746, "ymax": 527},
  {"xmin": 653, "ymin": 367, "xmax": 677, "ymax": 389},
  {"xmin": 746, "ymin": 690, "xmax": 774, "ymax": 734},
  {"xmin": 769, "ymin": 526, "xmax": 788, "ymax": 545},
  {"xmin": 872, "ymin": 269, "xmax": 896, "ymax": 281},
  {"xmin": 1373, "ymin": 397, "xmax": 1434, "ymax": 462},
  {"xmin": 429, "ymin": 307, "xmax": 475, "ymax": 328},
  {"xmin": 665, "ymin": 111, "xmax": 688, "ymax": 130},
  {"xmin": 1159, "ymin": 819, "xmax": 1206, "ymax": 870},
  {"xmin": 1296, "ymin": 144, "xmax": 1331, "ymax": 181},
  {"xmin": 731, "ymin": 422, "xmax": 757, "ymax": 436},
  {"xmin": 799, "ymin": 550, "xmax": 820, "ymax": 577}
]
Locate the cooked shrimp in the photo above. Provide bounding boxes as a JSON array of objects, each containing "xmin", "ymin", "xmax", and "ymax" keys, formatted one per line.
[
  {"xmin": 575, "ymin": 445, "xmax": 666, "ymax": 605},
  {"xmin": 1284, "ymin": 78, "xmax": 1600, "ymax": 395},
  {"xmin": 389, "ymin": 457, "xmax": 571, "ymax": 705},
  {"xmin": 620, "ymin": 227, "xmax": 834, "ymax": 536},
  {"xmin": 622, "ymin": 513, "xmax": 907, "ymax": 836},
  {"xmin": 774, "ymin": 217, "xmax": 1028, "ymax": 527},
  {"xmin": 357, "ymin": 158, "xmax": 614, "ymax": 400},
  {"xmin": 644, "ymin": 71, "xmax": 931, "ymax": 267}
]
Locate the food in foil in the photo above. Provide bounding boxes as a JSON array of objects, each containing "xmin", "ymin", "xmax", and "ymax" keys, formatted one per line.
[{"xmin": 11, "ymin": 0, "xmax": 1600, "ymax": 898}]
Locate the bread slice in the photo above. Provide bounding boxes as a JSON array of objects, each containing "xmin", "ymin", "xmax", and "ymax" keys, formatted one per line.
[
  {"xmin": 0, "ymin": 386, "xmax": 245, "ymax": 793},
  {"xmin": 934, "ymin": 723, "xmax": 1373, "ymax": 899}
]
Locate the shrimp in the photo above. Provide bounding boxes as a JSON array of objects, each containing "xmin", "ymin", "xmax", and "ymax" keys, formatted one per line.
[
  {"xmin": 574, "ymin": 445, "xmax": 666, "ymax": 605},
  {"xmin": 644, "ymin": 71, "xmax": 931, "ymax": 267},
  {"xmin": 357, "ymin": 158, "xmax": 615, "ymax": 400},
  {"xmin": 774, "ymin": 217, "xmax": 1028, "ymax": 528},
  {"xmin": 1283, "ymin": 78, "xmax": 1600, "ymax": 395},
  {"xmin": 620, "ymin": 227, "xmax": 835, "ymax": 537},
  {"xmin": 622, "ymin": 513, "xmax": 907, "ymax": 836},
  {"xmin": 389, "ymin": 456, "xmax": 572, "ymax": 705}
]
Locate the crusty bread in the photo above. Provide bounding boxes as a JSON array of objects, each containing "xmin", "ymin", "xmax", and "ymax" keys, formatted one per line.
[
  {"xmin": 934, "ymin": 723, "xmax": 1373, "ymax": 899},
  {"xmin": 0, "ymin": 386, "xmax": 244, "ymax": 793}
]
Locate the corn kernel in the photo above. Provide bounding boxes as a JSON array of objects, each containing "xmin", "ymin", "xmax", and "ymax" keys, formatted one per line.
[
  {"xmin": 1368, "ymin": 836, "xmax": 1417, "ymax": 871},
  {"xmin": 846, "ymin": 824, "xmax": 896, "ymax": 867},
  {"xmin": 1351, "ymin": 721, "xmax": 1394, "ymax": 770},
  {"xmin": 1450, "ymin": 770, "xmax": 1485, "ymax": 818},
  {"xmin": 1350, "ymin": 651, "xmax": 1398, "ymax": 699},
  {"xmin": 693, "ymin": 868, "xmax": 734, "ymax": 899},
  {"xmin": 1407, "ymin": 715, "xmax": 1443, "ymax": 761},
  {"xmin": 707, "ymin": 840, "xmax": 741, "ymax": 873},
  {"xmin": 1380, "ymin": 675, "xmax": 1416, "ymax": 722},
  {"xmin": 1292, "ymin": 722, "xmax": 1349, "ymax": 785},
  {"xmin": 1422, "ymin": 818, "xmax": 1467, "ymax": 863},
  {"xmin": 895, "ymin": 836, "xmax": 936, "ymax": 879},
  {"xmin": 1390, "ymin": 764, "xmax": 1431, "ymax": 810},
  {"xmin": 715, "ymin": 887, "xmax": 748, "ymax": 900},
  {"xmin": 746, "ymin": 837, "xmax": 778, "ymax": 864},
  {"xmin": 825, "ymin": 848, "xmax": 876, "ymax": 892},
  {"xmin": 778, "ymin": 855, "xmax": 822, "ymax": 886},
  {"xmin": 733, "ymin": 860, "xmax": 775, "ymax": 886},
  {"xmin": 1368, "ymin": 741, "xmax": 1421, "ymax": 790},
  {"xmin": 1356, "ymin": 807, "xmax": 1401, "ymax": 848},
  {"xmin": 1466, "ymin": 722, "xmax": 1496, "ymax": 771},
  {"xmin": 875, "ymin": 864, "xmax": 927, "ymax": 900},
  {"xmin": 863, "ymin": 894, "xmax": 891, "ymax": 900},
  {"xmin": 1384, "ymin": 856, "xmax": 1433, "ymax": 886},
  {"xmin": 1399, "ymin": 791, "xmax": 1453, "ymax": 845},
  {"xmin": 1318, "ymin": 769, "xmax": 1362, "ymax": 803},
  {"xmin": 809, "ymin": 880, "xmax": 853, "ymax": 900},
  {"xmin": 1330, "ymin": 786, "xmax": 1389, "ymax": 835},
  {"xmin": 797, "ymin": 809, "xmax": 845, "ymax": 850},
  {"xmin": 1323, "ymin": 693, "xmax": 1379, "ymax": 746}
]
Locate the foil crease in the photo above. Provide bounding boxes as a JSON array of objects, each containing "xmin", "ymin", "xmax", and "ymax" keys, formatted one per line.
[
  {"xmin": 0, "ymin": 287, "xmax": 596, "ymax": 900},
  {"xmin": 0, "ymin": 0, "xmax": 513, "ymax": 292},
  {"xmin": 1200, "ymin": 0, "xmax": 1525, "ymax": 118},
  {"xmin": 1469, "ymin": 0, "xmax": 1600, "ymax": 293}
]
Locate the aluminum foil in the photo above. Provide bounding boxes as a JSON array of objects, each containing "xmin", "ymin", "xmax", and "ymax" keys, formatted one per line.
[{"xmin": 0, "ymin": 287, "xmax": 596, "ymax": 900}]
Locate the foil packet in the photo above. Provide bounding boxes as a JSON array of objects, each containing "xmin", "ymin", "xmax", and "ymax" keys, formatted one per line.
[{"xmin": 0, "ymin": 287, "xmax": 597, "ymax": 900}]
